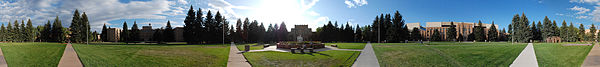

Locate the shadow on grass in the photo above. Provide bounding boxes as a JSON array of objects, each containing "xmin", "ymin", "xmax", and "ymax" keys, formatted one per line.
[
  {"xmin": 86, "ymin": 42, "xmax": 227, "ymax": 46},
  {"xmin": 290, "ymin": 52, "xmax": 332, "ymax": 57}
]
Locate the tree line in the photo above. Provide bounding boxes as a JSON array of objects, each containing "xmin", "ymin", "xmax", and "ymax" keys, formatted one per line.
[
  {"xmin": 0, "ymin": 9, "xmax": 99, "ymax": 43},
  {"xmin": 510, "ymin": 13, "xmax": 596, "ymax": 42}
]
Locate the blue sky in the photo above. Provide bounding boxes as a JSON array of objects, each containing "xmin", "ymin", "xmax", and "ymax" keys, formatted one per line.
[{"xmin": 0, "ymin": 0, "xmax": 598, "ymax": 32}]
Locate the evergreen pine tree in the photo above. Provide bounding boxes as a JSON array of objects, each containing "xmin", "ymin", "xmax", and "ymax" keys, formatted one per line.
[
  {"xmin": 52, "ymin": 16, "xmax": 65, "ymax": 42},
  {"xmin": 101, "ymin": 23, "xmax": 107, "ymax": 42},
  {"xmin": 26, "ymin": 19, "xmax": 34, "ymax": 42},
  {"xmin": 130, "ymin": 21, "xmax": 139, "ymax": 42},
  {"xmin": 488, "ymin": 21, "xmax": 498, "ymax": 41},
  {"xmin": 70, "ymin": 10, "xmax": 82, "ymax": 43},
  {"xmin": 183, "ymin": 5, "xmax": 196, "ymax": 44},
  {"xmin": 165, "ymin": 21, "xmax": 175, "ymax": 42},
  {"xmin": 579, "ymin": 24, "xmax": 585, "ymax": 41},
  {"xmin": 120, "ymin": 22, "xmax": 129, "ymax": 43},
  {"xmin": 447, "ymin": 22, "xmax": 457, "ymax": 41},
  {"xmin": 411, "ymin": 27, "xmax": 423, "ymax": 41},
  {"xmin": 432, "ymin": 29, "xmax": 442, "ymax": 41},
  {"xmin": 560, "ymin": 20, "xmax": 568, "ymax": 41}
]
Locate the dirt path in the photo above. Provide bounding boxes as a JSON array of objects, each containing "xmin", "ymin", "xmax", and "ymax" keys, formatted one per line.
[
  {"xmin": 57, "ymin": 43, "xmax": 83, "ymax": 67},
  {"xmin": 227, "ymin": 43, "xmax": 251, "ymax": 67},
  {"xmin": 582, "ymin": 43, "xmax": 600, "ymax": 67},
  {"xmin": 510, "ymin": 43, "xmax": 538, "ymax": 67},
  {"xmin": 352, "ymin": 43, "xmax": 380, "ymax": 67}
]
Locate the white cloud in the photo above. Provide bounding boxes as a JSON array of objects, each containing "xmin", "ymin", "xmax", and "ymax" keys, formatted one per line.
[
  {"xmin": 177, "ymin": 0, "xmax": 188, "ymax": 4},
  {"xmin": 570, "ymin": 6, "xmax": 590, "ymax": 14},
  {"xmin": 0, "ymin": 0, "xmax": 181, "ymax": 32},
  {"xmin": 577, "ymin": 16, "xmax": 589, "ymax": 19},
  {"xmin": 570, "ymin": 0, "xmax": 600, "ymax": 3},
  {"xmin": 589, "ymin": 6, "xmax": 600, "ymax": 22},
  {"xmin": 556, "ymin": 13, "xmax": 565, "ymax": 16},
  {"xmin": 344, "ymin": 0, "xmax": 368, "ymax": 8}
]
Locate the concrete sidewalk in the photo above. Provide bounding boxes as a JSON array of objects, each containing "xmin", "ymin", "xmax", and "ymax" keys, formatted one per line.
[
  {"xmin": 352, "ymin": 43, "xmax": 380, "ymax": 67},
  {"xmin": 0, "ymin": 48, "xmax": 7, "ymax": 67},
  {"xmin": 510, "ymin": 43, "xmax": 538, "ymax": 67},
  {"xmin": 582, "ymin": 43, "xmax": 600, "ymax": 67},
  {"xmin": 58, "ymin": 43, "xmax": 83, "ymax": 67},
  {"xmin": 227, "ymin": 43, "xmax": 251, "ymax": 67}
]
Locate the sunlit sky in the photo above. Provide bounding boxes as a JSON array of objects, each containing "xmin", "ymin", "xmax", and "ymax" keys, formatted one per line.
[{"xmin": 0, "ymin": 0, "xmax": 599, "ymax": 32}]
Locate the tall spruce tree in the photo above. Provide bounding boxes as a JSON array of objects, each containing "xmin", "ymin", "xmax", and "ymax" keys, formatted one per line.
[
  {"xmin": 569, "ymin": 22, "xmax": 578, "ymax": 42},
  {"xmin": 447, "ymin": 22, "xmax": 457, "ymax": 41},
  {"xmin": 165, "ymin": 21, "xmax": 175, "ymax": 42},
  {"xmin": 6, "ymin": 21, "xmax": 12, "ymax": 42},
  {"xmin": 355, "ymin": 24, "xmax": 363, "ymax": 42},
  {"xmin": 70, "ymin": 10, "xmax": 82, "ymax": 43},
  {"xmin": 26, "ymin": 19, "xmax": 34, "ymax": 42},
  {"xmin": 19, "ymin": 20, "xmax": 25, "ymax": 42},
  {"xmin": 560, "ymin": 20, "xmax": 568, "ymax": 41},
  {"xmin": 183, "ymin": 5, "xmax": 197, "ymax": 44},
  {"xmin": 432, "ymin": 29, "xmax": 442, "ymax": 41},
  {"xmin": 411, "ymin": 27, "xmax": 423, "ymax": 41},
  {"xmin": 542, "ymin": 16, "xmax": 552, "ymax": 40},
  {"xmin": 13, "ymin": 20, "xmax": 19, "ymax": 42},
  {"xmin": 474, "ymin": 20, "xmax": 486, "ymax": 41},
  {"xmin": 279, "ymin": 22, "xmax": 288, "ymax": 41},
  {"xmin": 579, "ymin": 24, "xmax": 585, "ymax": 41},
  {"xmin": 130, "ymin": 21, "xmax": 139, "ymax": 42},
  {"xmin": 101, "ymin": 24, "xmax": 107, "ymax": 42},
  {"xmin": 82, "ymin": 12, "xmax": 90, "ymax": 43},
  {"xmin": 52, "ymin": 16, "xmax": 65, "ymax": 42},
  {"xmin": 0, "ymin": 23, "xmax": 4, "ymax": 41},
  {"xmin": 120, "ymin": 22, "xmax": 129, "ymax": 43},
  {"xmin": 42, "ymin": 20, "xmax": 52, "ymax": 42},
  {"xmin": 488, "ymin": 21, "xmax": 498, "ymax": 41}
]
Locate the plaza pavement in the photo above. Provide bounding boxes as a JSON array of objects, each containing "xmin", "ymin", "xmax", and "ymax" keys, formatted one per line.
[{"xmin": 509, "ymin": 43, "xmax": 538, "ymax": 67}]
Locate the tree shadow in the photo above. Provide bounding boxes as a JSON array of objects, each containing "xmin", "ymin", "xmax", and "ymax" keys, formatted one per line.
[{"xmin": 291, "ymin": 51, "xmax": 332, "ymax": 57}]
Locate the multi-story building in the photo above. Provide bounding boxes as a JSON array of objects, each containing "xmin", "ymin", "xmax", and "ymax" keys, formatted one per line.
[
  {"xmin": 107, "ymin": 28, "xmax": 121, "ymax": 42},
  {"xmin": 140, "ymin": 24, "xmax": 154, "ymax": 42},
  {"xmin": 174, "ymin": 27, "xmax": 184, "ymax": 42},
  {"xmin": 290, "ymin": 25, "xmax": 312, "ymax": 40},
  {"xmin": 408, "ymin": 22, "xmax": 498, "ymax": 40}
]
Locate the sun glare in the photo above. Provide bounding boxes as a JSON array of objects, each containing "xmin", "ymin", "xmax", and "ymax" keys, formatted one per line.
[{"xmin": 251, "ymin": 0, "xmax": 310, "ymax": 25}]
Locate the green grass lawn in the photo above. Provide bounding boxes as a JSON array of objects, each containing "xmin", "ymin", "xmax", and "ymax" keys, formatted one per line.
[
  {"xmin": 325, "ymin": 43, "xmax": 367, "ymax": 49},
  {"xmin": 534, "ymin": 43, "xmax": 593, "ymax": 67},
  {"xmin": 243, "ymin": 50, "xmax": 360, "ymax": 67},
  {"xmin": 236, "ymin": 43, "xmax": 264, "ymax": 50},
  {"xmin": 73, "ymin": 44, "xmax": 230, "ymax": 67},
  {"xmin": 374, "ymin": 43, "xmax": 526, "ymax": 67},
  {"xmin": 0, "ymin": 42, "xmax": 65, "ymax": 66}
]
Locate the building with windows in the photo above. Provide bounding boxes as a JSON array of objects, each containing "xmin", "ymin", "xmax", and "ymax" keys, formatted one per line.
[
  {"xmin": 107, "ymin": 28, "xmax": 121, "ymax": 42},
  {"xmin": 290, "ymin": 25, "xmax": 312, "ymax": 40},
  {"xmin": 140, "ymin": 24, "xmax": 154, "ymax": 42},
  {"xmin": 174, "ymin": 27, "xmax": 184, "ymax": 42},
  {"xmin": 408, "ymin": 22, "xmax": 498, "ymax": 40}
]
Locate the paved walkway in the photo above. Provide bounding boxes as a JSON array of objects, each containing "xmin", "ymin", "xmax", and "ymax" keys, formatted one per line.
[
  {"xmin": 227, "ymin": 43, "xmax": 251, "ymax": 67},
  {"xmin": 510, "ymin": 43, "xmax": 538, "ymax": 67},
  {"xmin": 582, "ymin": 43, "xmax": 600, "ymax": 67},
  {"xmin": 58, "ymin": 43, "xmax": 83, "ymax": 67},
  {"xmin": 352, "ymin": 43, "xmax": 380, "ymax": 67},
  {"xmin": 0, "ymin": 48, "xmax": 7, "ymax": 67}
]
